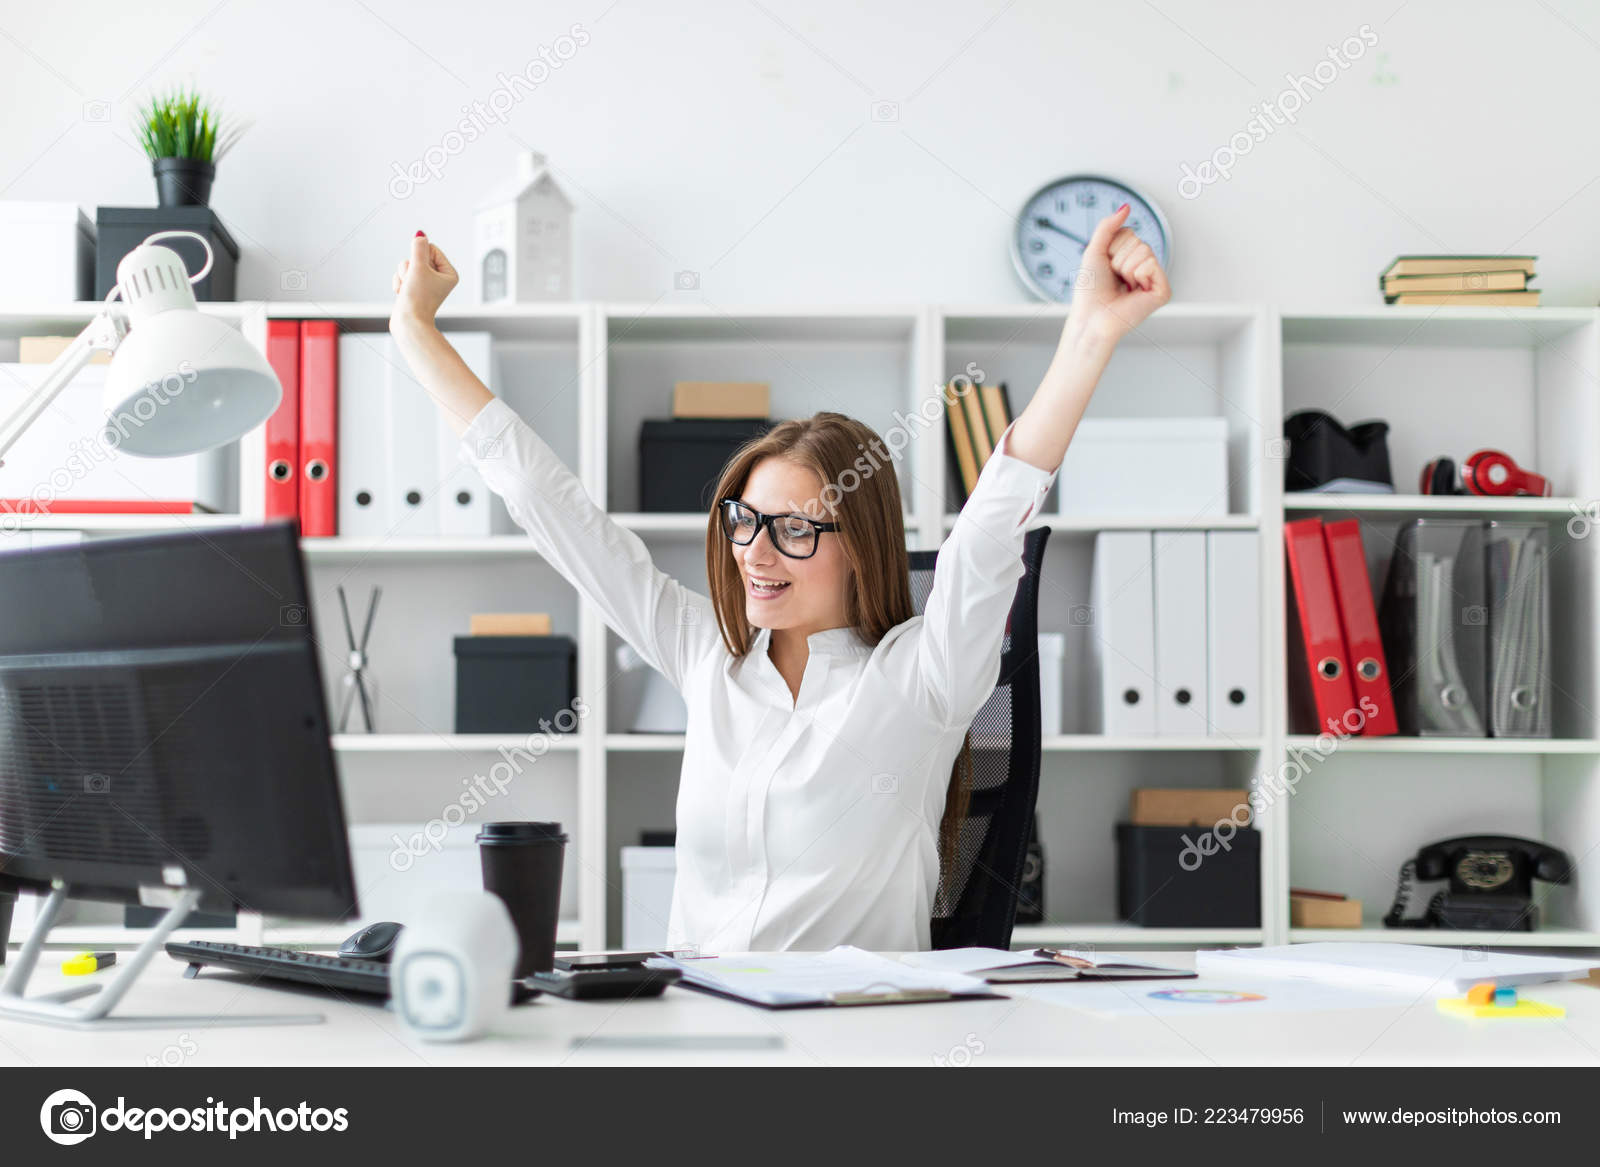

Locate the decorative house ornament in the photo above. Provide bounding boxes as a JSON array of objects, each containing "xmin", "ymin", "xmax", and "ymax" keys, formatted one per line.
[{"xmin": 474, "ymin": 150, "xmax": 574, "ymax": 303}]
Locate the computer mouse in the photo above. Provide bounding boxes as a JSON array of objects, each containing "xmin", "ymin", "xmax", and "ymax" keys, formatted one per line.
[{"xmin": 339, "ymin": 920, "xmax": 404, "ymax": 962}]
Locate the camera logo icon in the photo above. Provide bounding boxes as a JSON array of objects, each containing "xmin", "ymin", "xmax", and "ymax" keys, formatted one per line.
[
  {"xmin": 1462, "ymin": 605, "xmax": 1487, "ymax": 627},
  {"xmin": 674, "ymin": 270, "xmax": 700, "ymax": 291},
  {"xmin": 82, "ymin": 100, "xmax": 111, "ymax": 123},
  {"xmin": 1069, "ymin": 604, "xmax": 1095, "ymax": 627},
  {"xmin": 280, "ymin": 603, "xmax": 308, "ymax": 627},
  {"xmin": 871, "ymin": 772, "xmax": 898, "ymax": 794},
  {"xmin": 1265, "ymin": 437, "xmax": 1290, "ymax": 460},
  {"xmin": 83, "ymin": 773, "xmax": 110, "ymax": 794},
  {"xmin": 870, "ymin": 100, "xmax": 900, "ymax": 122},
  {"xmin": 280, "ymin": 269, "xmax": 308, "ymax": 292},
  {"xmin": 477, "ymin": 437, "xmax": 503, "ymax": 459},
  {"xmin": 41, "ymin": 1088, "xmax": 97, "ymax": 1145}
]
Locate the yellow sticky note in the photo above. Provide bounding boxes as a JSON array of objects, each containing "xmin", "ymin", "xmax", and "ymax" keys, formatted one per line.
[{"xmin": 1437, "ymin": 996, "xmax": 1565, "ymax": 1019}]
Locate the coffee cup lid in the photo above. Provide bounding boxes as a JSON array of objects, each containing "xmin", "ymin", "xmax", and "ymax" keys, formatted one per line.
[{"xmin": 476, "ymin": 821, "xmax": 567, "ymax": 845}]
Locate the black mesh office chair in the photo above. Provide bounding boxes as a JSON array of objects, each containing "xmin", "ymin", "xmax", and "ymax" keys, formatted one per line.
[{"xmin": 908, "ymin": 526, "xmax": 1050, "ymax": 950}]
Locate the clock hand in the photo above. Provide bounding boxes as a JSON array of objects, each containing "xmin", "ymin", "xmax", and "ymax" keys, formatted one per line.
[{"xmin": 1032, "ymin": 216, "xmax": 1088, "ymax": 248}]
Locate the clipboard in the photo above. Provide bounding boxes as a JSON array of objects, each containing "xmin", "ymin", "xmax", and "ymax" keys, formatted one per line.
[{"xmin": 671, "ymin": 977, "xmax": 998, "ymax": 1010}]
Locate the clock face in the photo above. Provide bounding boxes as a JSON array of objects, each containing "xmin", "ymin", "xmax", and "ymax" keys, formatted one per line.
[{"xmin": 1012, "ymin": 175, "xmax": 1171, "ymax": 302}]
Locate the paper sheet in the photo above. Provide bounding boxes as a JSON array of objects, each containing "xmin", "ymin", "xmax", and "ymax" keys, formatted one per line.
[
  {"xmin": 1011, "ymin": 975, "xmax": 1418, "ymax": 1018},
  {"xmin": 650, "ymin": 946, "xmax": 995, "ymax": 1007},
  {"xmin": 898, "ymin": 947, "xmax": 1047, "ymax": 974},
  {"xmin": 1198, "ymin": 942, "xmax": 1598, "ymax": 995}
]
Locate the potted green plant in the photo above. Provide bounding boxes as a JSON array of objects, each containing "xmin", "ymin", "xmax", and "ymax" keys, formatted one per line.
[{"xmin": 133, "ymin": 88, "xmax": 246, "ymax": 207}]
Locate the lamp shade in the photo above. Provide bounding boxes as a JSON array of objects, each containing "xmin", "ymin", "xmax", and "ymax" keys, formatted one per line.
[
  {"xmin": 100, "ymin": 310, "xmax": 281, "ymax": 457},
  {"xmin": 98, "ymin": 238, "xmax": 282, "ymax": 457}
]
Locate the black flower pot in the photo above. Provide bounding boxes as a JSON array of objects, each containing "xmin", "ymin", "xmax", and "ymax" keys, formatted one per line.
[{"xmin": 152, "ymin": 157, "xmax": 215, "ymax": 207}]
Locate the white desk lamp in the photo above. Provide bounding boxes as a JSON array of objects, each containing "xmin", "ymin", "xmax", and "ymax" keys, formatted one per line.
[{"xmin": 0, "ymin": 230, "xmax": 280, "ymax": 466}]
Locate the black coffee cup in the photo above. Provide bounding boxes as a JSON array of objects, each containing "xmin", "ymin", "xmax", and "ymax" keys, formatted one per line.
[
  {"xmin": 0, "ymin": 890, "xmax": 14, "ymax": 966},
  {"xmin": 477, "ymin": 821, "xmax": 567, "ymax": 976}
]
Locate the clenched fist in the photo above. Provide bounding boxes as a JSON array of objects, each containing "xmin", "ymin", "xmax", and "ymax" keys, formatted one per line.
[
  {"xmin": 390, "ymin": 231, "xmax": 459, "ymax": 328},
  {"xmin": 1063, "ymin": 204, "xmax": 1171, "ymax": 348}
]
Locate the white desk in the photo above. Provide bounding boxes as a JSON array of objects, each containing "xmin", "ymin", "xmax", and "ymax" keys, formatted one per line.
[{"xmin": 2, "ymin": 950, "xmax": 1599, "ymax": 1067}]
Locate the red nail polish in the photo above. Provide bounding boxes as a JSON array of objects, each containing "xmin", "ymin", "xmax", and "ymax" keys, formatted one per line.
[
  {"xmin": 1118, "ymin": 202, "xmax": 1128, "ymax": 213},
  {"xmin": 416, "ymin": 230, "xmax": 425, "ymax": 237}
]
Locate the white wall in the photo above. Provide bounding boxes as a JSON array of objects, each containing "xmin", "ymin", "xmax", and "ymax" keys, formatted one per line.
[{"xmin": 0, "ymin": 0, "xmax": 1594, "ymax": 307}]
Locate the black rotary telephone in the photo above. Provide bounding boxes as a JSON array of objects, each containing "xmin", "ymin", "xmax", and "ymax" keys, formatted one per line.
[{"xmin": 1383, "ymin": 834, "xmax": 1572, "ymax": 931}]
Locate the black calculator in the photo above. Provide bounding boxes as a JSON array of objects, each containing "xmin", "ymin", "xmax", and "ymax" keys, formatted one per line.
[{"xmin": 526, "ymin": 965, "xmax": 682, "ymax": 1000}]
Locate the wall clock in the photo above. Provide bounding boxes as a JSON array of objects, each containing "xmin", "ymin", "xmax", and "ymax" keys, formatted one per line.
[{"xmin": 1012, "ymin": 174, "xmax": 1172, "ymax": 302}]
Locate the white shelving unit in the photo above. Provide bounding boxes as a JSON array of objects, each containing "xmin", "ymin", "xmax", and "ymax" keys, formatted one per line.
[{"xmin": 3, "ymin": 301, "xmax": 1598, "ymax": 954}]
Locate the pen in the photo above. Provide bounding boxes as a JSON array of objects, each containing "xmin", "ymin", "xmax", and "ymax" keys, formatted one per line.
[
  {"xmin": 61, "ymin": 951, "xmax": 117, "ymax": 976},
  {"xmin": 1035, "ymin": 947, "xmax": 1096, "ymax": 969}
]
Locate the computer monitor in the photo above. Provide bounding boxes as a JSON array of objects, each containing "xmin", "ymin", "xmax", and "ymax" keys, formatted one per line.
[{"xmin": 0, "ymin": 522, "xmax": 357, "ymax": 1028}]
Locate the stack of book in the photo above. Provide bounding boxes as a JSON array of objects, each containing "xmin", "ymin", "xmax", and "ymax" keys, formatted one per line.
[
  {"xmin": 1380, "ymin": 255, "xmax": 1538, "ymax": 306},
  {"xmin": 943, "ymin": 378, "xmax": 1014, "ymax": 504}
]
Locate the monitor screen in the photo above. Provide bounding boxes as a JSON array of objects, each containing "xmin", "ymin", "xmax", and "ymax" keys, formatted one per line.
[{"xmin": 0, "ymin": 522, "xmax": 356, "ymax": 920}]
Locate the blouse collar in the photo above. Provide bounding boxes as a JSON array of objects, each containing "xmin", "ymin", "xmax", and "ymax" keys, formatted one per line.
[{"xmin": 752, "ymin": 624, "xmax": 873, "ymax": 659}]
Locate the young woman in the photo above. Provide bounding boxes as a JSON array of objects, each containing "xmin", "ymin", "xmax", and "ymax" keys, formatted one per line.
[{"xmin": 389, "ymin": 204, "xmax": 1170, "ymax": 952}]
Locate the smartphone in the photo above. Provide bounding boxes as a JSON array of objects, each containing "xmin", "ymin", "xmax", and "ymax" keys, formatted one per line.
[
  {"xmin": 554, "ymin": 951, "xmax": 658, "ymax": 971},
  {"xmin": 528, "ymin": 966, "xmax": 682, "ymax": 1000}
]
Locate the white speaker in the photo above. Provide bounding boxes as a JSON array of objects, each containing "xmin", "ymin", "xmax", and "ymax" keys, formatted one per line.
[{"xmin": 391, "ymin": 890, "xmax": 519, "ymax": 1042}]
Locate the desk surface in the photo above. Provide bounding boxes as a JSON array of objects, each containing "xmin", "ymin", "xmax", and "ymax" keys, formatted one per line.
[{"xmin": 3, "ymin": 950, "xmax": 1599, "ymax": 1067}]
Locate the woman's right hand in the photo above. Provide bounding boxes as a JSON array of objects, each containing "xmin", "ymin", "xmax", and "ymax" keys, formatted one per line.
[{"xmin": 390, "ymin": 231, "xmax": 459, "ymax": 330}]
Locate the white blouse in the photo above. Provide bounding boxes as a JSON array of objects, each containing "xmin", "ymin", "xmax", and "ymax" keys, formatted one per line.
[{"xmin": 460, "ymin": 397, "xmax": 1059, "ymax": 952}]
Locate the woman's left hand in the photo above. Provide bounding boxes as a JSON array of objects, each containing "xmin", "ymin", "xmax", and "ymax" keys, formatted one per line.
[{"xmin": 1062, "ymin": 203, "xmax": 1172, "ymax": 349}]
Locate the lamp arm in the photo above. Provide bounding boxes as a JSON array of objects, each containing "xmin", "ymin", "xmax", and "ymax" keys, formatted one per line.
[{"xmin": 0, "ymin": 310, "xmax": 125, "ymax": 467}]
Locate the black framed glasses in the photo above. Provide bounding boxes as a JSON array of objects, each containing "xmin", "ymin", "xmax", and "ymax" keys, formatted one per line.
[{"xmin": 719, "ymin": 498, "xmax": 839, "ymax": 560}]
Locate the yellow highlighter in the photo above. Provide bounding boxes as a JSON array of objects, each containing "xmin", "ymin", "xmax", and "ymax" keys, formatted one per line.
[{"xmin": 61, "ymin": 951, "xmax": 117, "ymax": 976}]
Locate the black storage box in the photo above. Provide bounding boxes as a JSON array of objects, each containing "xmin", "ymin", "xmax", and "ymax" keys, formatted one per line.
[
  {"xmin": 454, "ymin": 635, "xmax": 577, "ymax": 734},
  {"xmin": 1116, "ymin": 823, "xmax": 1261, "ymax": 927},
  {"xmin": 639, "ymin": 418, "xmax": 774, "ymax": 512},
  {"xmin": 95, "ymin": 206, "xmax": 239, "ymax": 301}
]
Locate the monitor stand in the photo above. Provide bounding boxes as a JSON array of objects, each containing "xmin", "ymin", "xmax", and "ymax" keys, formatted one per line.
[{"xmin": 0, "ymin": 885, "xmax": 322, "ymax": 1030}]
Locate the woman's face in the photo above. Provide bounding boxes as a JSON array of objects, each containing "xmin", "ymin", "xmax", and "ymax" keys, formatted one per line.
[{"xmin": 729, "ymin": 456, "xmax": 852, "ymax": 637}]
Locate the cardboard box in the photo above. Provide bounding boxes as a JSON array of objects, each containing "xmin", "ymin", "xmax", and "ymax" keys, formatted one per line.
[
  {"xmin": 469, "ymin": 612, "xmax": 552, "ymax": 636},
  {"xmin": 1129, "ymin": 787, "xmax": 1249, "ymax": 828},
  {"xmin": 1290, "ymin": 893, "xmax": 1363, "ymax": 928},
  {"xmin": 672, "ymin": 381, "xmax": 770, "ymax": 419},
  {"xmin": 20, "ymin": 336, "xmax": 110, "ymax": 366}
]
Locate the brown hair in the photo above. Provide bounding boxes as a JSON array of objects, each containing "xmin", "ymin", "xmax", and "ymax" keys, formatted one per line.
[{"xmin": 704, "ymin": 412, "xmax": 973, "ymax": 879}]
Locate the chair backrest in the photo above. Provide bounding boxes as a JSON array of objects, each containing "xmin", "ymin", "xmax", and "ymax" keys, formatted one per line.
[{"xmin": 908, "ymin": 526, "xmax": 1050, "ymax": 950}]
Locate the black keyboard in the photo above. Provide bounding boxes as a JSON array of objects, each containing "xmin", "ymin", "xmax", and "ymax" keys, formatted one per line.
[{"xmin": 167, "ymin": 941, "xmax": 391, "ymax": 997}]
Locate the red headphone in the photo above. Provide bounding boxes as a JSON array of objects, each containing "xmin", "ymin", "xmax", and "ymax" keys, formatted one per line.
[{"xmin": 1420, "ymin": 450, "xmax": 1551, "ymax": 497}]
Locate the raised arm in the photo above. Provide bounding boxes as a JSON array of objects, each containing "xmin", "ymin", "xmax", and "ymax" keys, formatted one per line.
[
  {"xmin": 389, "ymin": 232, "xmax": 494, "ymax": 436},
  {"xmin": 387, "ymin": 233, "xmax": 721, "ymax": 692},
  {"xmin": 914, "ymin": 205, "xmax": 1171, "ymax": 727}
]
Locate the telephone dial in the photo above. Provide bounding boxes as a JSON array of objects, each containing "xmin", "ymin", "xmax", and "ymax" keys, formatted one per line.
[{"xmin": 1383, "ymin": 834, "xmax": 1572, "ymax": 931}]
